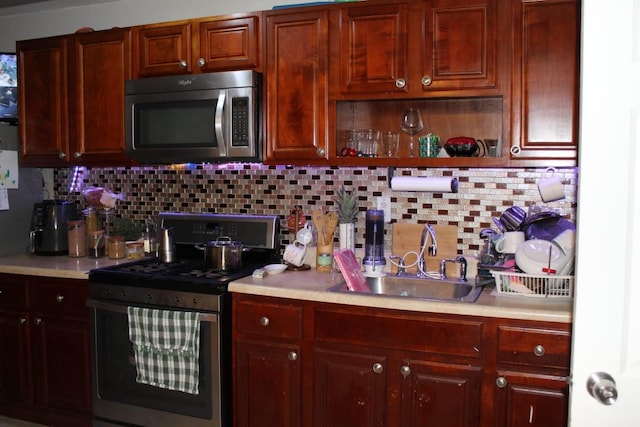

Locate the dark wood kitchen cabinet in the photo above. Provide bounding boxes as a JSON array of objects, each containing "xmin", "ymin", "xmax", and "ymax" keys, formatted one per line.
[
  {"xmin": 233, "ymin": 294, "xmax": 307, "ymax": 427},
  {"xmin": 0, "ymin": 274, "xmax": 92, "ymax": 427},
  {"xmin": 333, "ymin": 0, "xmax": 501, "ymax": 99},
  {"xmin": 492, "ymin": 321, "xmax": 571, "ymax": 427},
  {"xmin": 232, "ymin": 293, "xmax": 572, "ymax": 427},
  {"xmin": 508, "ymin": 0, "xmax": 580, "ymax": 165},
  {"xmin": 18, "ymin": 27, "xmax": 133, "ymax": 167},
  {"xmin": 133, "ymin": 13, "xmax": 262, "ymax": 78},
  {"xmin": 313, "ymin": 305, "xmax": 484, "ymax": 427},
  {"xmin": 262, "ymin": 6, "xmax": 331, "ymax": 164}
]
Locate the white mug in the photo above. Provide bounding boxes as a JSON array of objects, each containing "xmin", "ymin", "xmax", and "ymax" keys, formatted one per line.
[
  {"xmin": 283, "ymin": 240, "xmax": 306, "ymax": 267},
  {"xmin": 538, "ymin": 167, "xmax": 565, "ymax": 202},
  {"xmin": 494, "ymin": 231, "xmax": 525, "ymax": 254}
]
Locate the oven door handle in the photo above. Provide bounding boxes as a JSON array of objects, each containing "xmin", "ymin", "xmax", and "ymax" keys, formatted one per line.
[{"xmin": 86, "ymin": 299, "xmax": 219, "ymax": 323}]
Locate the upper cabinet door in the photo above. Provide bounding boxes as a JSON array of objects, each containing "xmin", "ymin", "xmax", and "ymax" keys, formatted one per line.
[
  {"xmin": 134, "ymin": 22, "xmax": 193, "ymax": 77},
  {"xmin": 69, "ymin": 28, "xmax": 133, "ymax": 165},
  {"xmin": 337, "ymin": 2, "xmax": 409, "ymax": 96},
  {"xmin": 198, "ymin": 14, "xmax": 262, "ymax": 73},
  {"xmin": 421, "ymin": 0, "xmax": 498, "ymax": 92},
  {"xmin": 263, "ymin": 8, "xmax": 330, "ymax": 164},
  {"xmin": 134, "ymin": 14, "xmax": 262, "ymax": 78},
  {"xmin": 509, "ymin": 0, "xmax": 580, "ymax": 164},
  {"xmin": 17, "ymin": 36, "xmax": 70, "ymax": 167}
]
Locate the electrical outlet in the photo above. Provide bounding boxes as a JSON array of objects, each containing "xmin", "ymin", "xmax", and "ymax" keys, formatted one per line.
[{"xmin": 376, "ymin": 196, "xmax": 392, "ymax": 223}]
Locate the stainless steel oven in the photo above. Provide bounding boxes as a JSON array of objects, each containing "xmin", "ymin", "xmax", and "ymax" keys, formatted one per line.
[{"xmin": 87, "ymin": 213, "xmax": 279, "ymax": 427}]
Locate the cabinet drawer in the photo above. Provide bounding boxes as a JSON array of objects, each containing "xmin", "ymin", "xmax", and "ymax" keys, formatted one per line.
[
  {"xmin": 497, "ymin": 325, "xmax": 571, "ymax": 370},
  {"xmin": 0, "ymin": 277, "xmax": 27, "ymax": 311},
  {"xmin": 235, "ymin": 297, "xmax": 303, "ymax": 340},
  {"xmin": 29, "ymin": 280, "xmax": 89, "ymax": 318},
  {"xmin": 315, "ymin": 308, "xmax": 484, "ymax": 359}
]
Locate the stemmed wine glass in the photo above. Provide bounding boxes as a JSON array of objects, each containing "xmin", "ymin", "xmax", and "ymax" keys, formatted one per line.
[{"xmin": 400, "ymin": 107, "xmax": 424, "ymax": 157}]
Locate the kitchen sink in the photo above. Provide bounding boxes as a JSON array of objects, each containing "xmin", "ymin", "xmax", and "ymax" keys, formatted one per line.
[{"xmin": 327, "ymin": 274, "xmax": 487, "ymax": 303}]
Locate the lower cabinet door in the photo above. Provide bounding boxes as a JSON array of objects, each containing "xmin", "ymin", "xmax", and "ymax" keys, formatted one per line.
[
  {"xmin": 399, "ymin": 358, "xmax": 483, "ymax": 427},
  {"xmin": 31, "ymin": 315, "xmax": 91, "ymax": 413},
  {"xmin": 0, "ymin": 311, "xmax": 31, "ymax": 405},
  {"xmin": 314, "ymin": 346, "xmax": 388, "ymax": 427},
  {"xmin": 235, "ymin": 339, "xmax": 302, "ymax": 427},
  {"xmin": 494, "ymin": 371, "xmax": 569, "ymax": 427}
]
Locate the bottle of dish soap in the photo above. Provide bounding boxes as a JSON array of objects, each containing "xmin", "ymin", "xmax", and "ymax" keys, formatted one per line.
[{"xmin": 479, "ymin": 229, "xmax": 497, "ymax": 265}]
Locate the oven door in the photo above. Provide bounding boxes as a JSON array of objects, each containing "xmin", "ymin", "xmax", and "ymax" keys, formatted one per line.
[{"xmin": 87, "ymin": 299, "xmax": 226, "ymax": 427}]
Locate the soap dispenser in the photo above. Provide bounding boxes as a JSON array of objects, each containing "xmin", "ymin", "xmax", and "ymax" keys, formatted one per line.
[{"xmin": 478, "ymin": 229, "xmax": 497, "ymax": 266}]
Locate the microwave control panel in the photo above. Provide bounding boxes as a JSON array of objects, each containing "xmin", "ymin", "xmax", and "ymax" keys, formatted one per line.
[{"xmin": 231, "ymin": 97, "xmax": 250, "ymax": 147}]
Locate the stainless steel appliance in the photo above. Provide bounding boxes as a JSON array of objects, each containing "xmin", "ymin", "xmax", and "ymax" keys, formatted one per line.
[
  {"xmin": 29, "ymin": 199, "xmax": 78, "ymax": 255},
  {"xmin": 125, "ymin": 70, "xmax": 262, "ymax": 164},
  {"xmin": 87, "ymin": 212, "xmax": 279, "ymax": 427}
]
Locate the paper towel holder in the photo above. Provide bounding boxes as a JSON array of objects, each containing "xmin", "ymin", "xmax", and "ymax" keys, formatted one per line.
[{"xmin": 387, "ymin": 167, "xmax": 458, "ymax": 193}]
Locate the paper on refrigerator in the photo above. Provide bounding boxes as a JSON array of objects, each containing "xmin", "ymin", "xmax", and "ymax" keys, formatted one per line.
[{"xmin": 0, "ymin": 150, "xmax": 19, "ymax": 189}]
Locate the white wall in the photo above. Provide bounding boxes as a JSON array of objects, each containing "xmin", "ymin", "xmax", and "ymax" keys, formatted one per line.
[{"xmin": 0, "ymin": 0, "xmax": 305, "ymax": 50}]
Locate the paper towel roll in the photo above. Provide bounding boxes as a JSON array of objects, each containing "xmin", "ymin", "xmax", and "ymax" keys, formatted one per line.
[{"xmin": 390, "ymin": 176, "xmax": 458, "ymax": 193}]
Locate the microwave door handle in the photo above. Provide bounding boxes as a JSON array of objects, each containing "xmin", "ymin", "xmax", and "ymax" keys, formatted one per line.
[{"xmin": 215, "ymin": 91, "xmax": 227, "ymax": 157}]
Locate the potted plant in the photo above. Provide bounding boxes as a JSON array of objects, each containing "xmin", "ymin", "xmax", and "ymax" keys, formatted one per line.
[{"xmin": 335, "ymin": 185, "xmax": 359, "ymax": 252}]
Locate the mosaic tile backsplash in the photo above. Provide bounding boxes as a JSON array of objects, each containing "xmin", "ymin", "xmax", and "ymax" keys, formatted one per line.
[{"xmin": 53, "ymin": 165, "xmax": 578, "ymax": 257}]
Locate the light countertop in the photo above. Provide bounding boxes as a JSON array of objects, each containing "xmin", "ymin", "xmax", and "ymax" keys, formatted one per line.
[
  {"xmin": 0, "ymin": 253, "xmax": 130, "ymax": 279},
  {"xmin": 229, "ymin": 269, "xmax": 574, "ymax": 323},
  {"xmin": 0, "ymin": 253, "xmax": 573, "ymax": 323}
]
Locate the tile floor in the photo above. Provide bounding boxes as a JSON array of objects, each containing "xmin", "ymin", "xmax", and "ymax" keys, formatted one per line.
[{"xmin": 0, "ymin": 416, "xmax": 46, "ymax": 427}]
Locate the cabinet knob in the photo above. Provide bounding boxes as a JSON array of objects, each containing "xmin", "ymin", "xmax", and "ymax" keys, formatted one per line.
[
  {"xmin": 421, "ymin": 75, "xmax": 433, "ymax": 86},
  {"xmin": 316, "ymin": 147, "xmax": 326, "ymax": 157},
  {"xmin": 496, "ymin": 376, "xmax": 507, "ymax": 388},
  {"xmin": 58, "ymin": 152, "xmax": 66, "ymax": 159},
  {"xmin": 372, "ymin": 363, "xmax": 383, "ymax": 374},
  {"xmin": 55, "ymin": 294, "xmax": 64, "ymax": 303},
  {"xmin": 395, "ymin": 78, "xmax": 406, "ymax": 88},
  {"xmin": 533, "ymin": 344, "xmax": 545, "ymax": 357},
  {"xmin": 74, "ymin": 152, "xmax": 82, "ymax": 159},
  {"xmin": 259, "ymin": 316, "xmax": 270, "ymax": 326},
  {"xmin": 510, "ymin": 145, "xmax": 521, "ymax": 156},
  {"xmin": 197, "ymin": 57, "xmax": 206, "ymax": 67},
  {"xmin": 19, "ymin": 317, "xmax": 26, "ymax": 325},
  {"xmin": 179, "ymin": 60, "xmax": 188, "ymax": 69},
  {"xmin": 400, "ymin": 365, "xmax": 411, "ymax": 377},
  {"xmin": 35, "ymin": 317, "xmax": 42, "ymax": 325},
  {"xmin": 288, "ymin": 351, "xmax": 298, "ymax": 361}
]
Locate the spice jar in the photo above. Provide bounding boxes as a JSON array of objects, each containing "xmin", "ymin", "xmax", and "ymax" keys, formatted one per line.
[
  {"xmin": 87, "ymin": 230, "xmax": 106, "ymax": 258},
  {"xmin": 107, "ymin": 236, "xmax": 126, "ymax": 259},
  {"xmin": 83, "ymin": 208, "xmax": 101, "ymax": 234},
  {"xmin": 67, "ymin": 220, "xmax": 86, "ymax": 258},
  {"xmin": 126, "ymin": 242, "xmax": 145, "ymax": 260}
]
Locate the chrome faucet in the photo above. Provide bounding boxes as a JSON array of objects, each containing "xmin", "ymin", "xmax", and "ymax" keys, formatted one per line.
[
  {"xmin": 439, "ymin": 256, "xmax": 468, "ymax": 281},
  {"xmin": 417, "ymin": 224, "xmax": 437, "ymax": 276}
]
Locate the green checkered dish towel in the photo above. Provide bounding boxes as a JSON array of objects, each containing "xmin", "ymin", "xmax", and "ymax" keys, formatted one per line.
[{"xmin": 127, "ymin": 307, "xmax": 201, "ymax": 395}]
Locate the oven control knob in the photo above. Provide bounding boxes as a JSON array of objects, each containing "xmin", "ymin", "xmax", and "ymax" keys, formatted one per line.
[{"xmin": 260, "ymin": 316, "xmax": 270, "ymax": 327}]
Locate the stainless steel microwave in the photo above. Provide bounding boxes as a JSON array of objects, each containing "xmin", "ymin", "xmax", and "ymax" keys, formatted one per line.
[{"xmin": 125, "ymin": 70, "xmax": 262, "ymax": 164}]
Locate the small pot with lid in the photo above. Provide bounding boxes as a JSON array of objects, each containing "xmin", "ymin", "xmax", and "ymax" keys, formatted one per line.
[{"xmin": 196, "ymin": 236, "xmax": 247, "ymax": 271}]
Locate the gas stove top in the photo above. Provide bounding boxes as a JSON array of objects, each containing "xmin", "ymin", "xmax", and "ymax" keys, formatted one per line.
[{"xmin": 88, "ymin": 212, "xmax": 280, "ymax": 295}]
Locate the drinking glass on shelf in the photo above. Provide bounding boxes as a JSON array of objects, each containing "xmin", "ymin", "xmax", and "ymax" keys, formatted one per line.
[{"xmin": 400, "ymin": 107, "xmax": 424, "ymax": 157}]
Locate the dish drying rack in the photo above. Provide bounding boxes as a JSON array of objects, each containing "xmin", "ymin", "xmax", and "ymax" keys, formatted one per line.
[{"xmin": 490, "ymin": 271, "xmax": 574, "ymax": 300}]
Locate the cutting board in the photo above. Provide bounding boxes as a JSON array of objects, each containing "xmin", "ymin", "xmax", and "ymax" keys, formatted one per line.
[{"xmin": 391, "ymin": 223, "xmax": 459, "ymax": 276}]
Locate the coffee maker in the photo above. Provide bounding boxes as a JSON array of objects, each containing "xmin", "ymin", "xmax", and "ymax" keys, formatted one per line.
[{"xmin": 29, "ymin": 200, "xmax": 78, "ymax": 255}]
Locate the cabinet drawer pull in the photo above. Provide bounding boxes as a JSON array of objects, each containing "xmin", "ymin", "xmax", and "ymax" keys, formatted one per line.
[
  {"xmin": 35, "ymin": 317, "xmax": 42, "ymax": 325},
  {"xmin": 259, "ymin": 316, "xmax": 270, "ymax": 326},
  {"xmin": 510, "ymin": 145, "xmax": 521, "ymax": 155},
  {"xmin": 533, "ymin": 344, "xmax": 545, "ymax": 357},
  {"xmin": 400, "ymin": 365, "xmax": 411, "ymax": 377},
  {"xmin": 372, "ymin": 363, "xmax": 383, "ymax": 374},
  {"xmin": 288, "ymin": 351, "xmax": 298, "ymax": 361},
  {"xmin": 421, "ymin": 75, "xmax": 432, "ymax": 86},
  {"xmin": 55, "ymin": 294, "xmax": 64, "ymax": 303},
  {"xmin": 74, "ymin": 152, "xmax": 82, "ymax": 159},
  {"xmin": 197, "ymin": 57, "xmax": 206, "ymax": 67},
  {"xmin": 316, "ymin": 147, "xmax": 326, "ymax": 157},
  {"xmin": 395, "ymin": 78, "xmax": 406, "ymax": 88},
  {"xmin": 179, "ymin": 60, "xmax": 188, "ymax": 69},
  {"xmin": 496, "ymin": 376, "xmax": 507, "ymax": 388},
  {"xmin": 58, "ymin": 152, "xmax": 66, "ymax": 159},
  {"xmin": 19, "ymin": 317, "xmax": 26, "ymax": 325}
]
